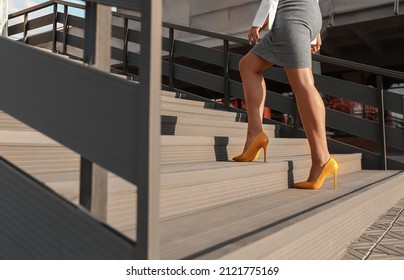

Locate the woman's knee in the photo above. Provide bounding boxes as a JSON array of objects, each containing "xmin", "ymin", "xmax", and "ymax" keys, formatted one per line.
[
  {"xmin": 239, "ymin": 52, "xmax": 270, "ymax": 76},
  {"xmin": 239, "ymin": 55, "xmax": 252, "ymax": 75},
  {"xmin": 285, "ymin": 68, "xmax": 316, "ymax": 93}
]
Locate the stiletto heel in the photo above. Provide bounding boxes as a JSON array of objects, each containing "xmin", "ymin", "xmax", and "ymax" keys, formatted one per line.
[
  {"xmin": 233, "ymin": 131, "xmax": 269, "ymax": 162},
  {"xmin": 293, "ymin": 157, "xmax": 338, "ymax": 190},
  {"xmin": 333, "ymin": 171, "xmax": 337, "ymax": 190}
]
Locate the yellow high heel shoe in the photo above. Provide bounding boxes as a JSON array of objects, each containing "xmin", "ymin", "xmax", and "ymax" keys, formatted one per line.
[
  {"xmin": 294, "ymin": 157, "xmax": 339, "ymax": 190},
  {"xmin": 233, "ymin": 131, "xmax": 269, "ymax": 162}
]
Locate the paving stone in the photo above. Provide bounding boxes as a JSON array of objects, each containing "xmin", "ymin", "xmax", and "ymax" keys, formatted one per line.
[
  {"xmin": 375, "ymin": 244, "xmax": 404, "ymax": 256},
  {"xmin": 342, "ymin": 197, "xmax": 404, "ymax": 260},
  {"xmin": 345, "ymin": 248, "xmax": 366, "ymax": 260},
  {"xmin": 367, "ymin": 254, "xmax": 404, "ymax": 260}
]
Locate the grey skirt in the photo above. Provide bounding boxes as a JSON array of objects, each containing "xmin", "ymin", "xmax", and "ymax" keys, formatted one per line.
[{"xmin": 251, "ymin": 0, "xmax": 322, "ymax": 68}]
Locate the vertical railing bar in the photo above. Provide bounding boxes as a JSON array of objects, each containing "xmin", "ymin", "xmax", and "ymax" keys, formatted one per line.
[
  {"xmin": 402, "ymin": 95, "xmax": 404, "ymax": 151},
  {"xmin": 23, "ymin": 13, "xmax": 28, "ymax": 44},
  {"xmin": 293, "ymin": 95, "xmax": 300, "ymax": 137},
  {"xmin": 79, "ymin": 2, "xmax": 110, "ymax": 223},
  {"xmin": 377, "ymin": 75, "xmax": 387, "ymax": 170},
  {"xmin": 52, "ymin": 3, "xmax": 58, "ymax": 52},
  {"xmin": 79, "ymin": 157, "xmax": 93, "ymax": 209},
  {"xmin": 168, "ymin": 27, "xmax": 175, "ymax": 91},
  {"xmin": 394, "ymin": 0, "xmax": 400, "ymax": 15},
  {"xmin": 63, "ymin": 5, "xmax": 69, "ymax": 55},
  {"xmin": 123, "ymin": 17, "xmax": 129, "ymax": 74},
  {"xmin": 83, "ymin": 2, "xmax": 96, "ymax": 65},
  {"xmin": 137, "ymin": 0, "xmax": 162, "ymax": 260},
  {"xmin": 80, "ymin": 1, "xmax": 97, "ymax": 213},
  {"xmin": 223, "ymin": 39, "xmax": 230, "ymax": 110}
]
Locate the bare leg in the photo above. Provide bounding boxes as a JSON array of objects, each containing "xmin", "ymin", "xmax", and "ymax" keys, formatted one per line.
[
  {"xmin": 284, "ymin": 67, "xmax": 330, "ymax": 182},
  {"xmin": 239, "ymin": 52, "xmax": 273, "ymax": 150}
]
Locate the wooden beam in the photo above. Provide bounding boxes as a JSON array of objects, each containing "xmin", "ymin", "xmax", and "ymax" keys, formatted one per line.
[
  {"xmin": 80, "ymin": 4, "xmax": 112, "ymax": 222},
  {"xmin": 136, "ymin": 0, "xmax": 162, "ymax": 260},
  {"xmin": 94, "ymin": 5, "xmax": 112, "ymax": 71}
]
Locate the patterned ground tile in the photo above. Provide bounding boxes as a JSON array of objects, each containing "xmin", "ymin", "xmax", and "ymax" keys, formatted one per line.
[{"xmin": 342, "ymin": 198, "xmax": 404, "ymax": 260}]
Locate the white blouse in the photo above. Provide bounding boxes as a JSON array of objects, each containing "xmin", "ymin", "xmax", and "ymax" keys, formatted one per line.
[{"xmin": 253, "ymin": 0, "xmax": 319, "ymax": 30}]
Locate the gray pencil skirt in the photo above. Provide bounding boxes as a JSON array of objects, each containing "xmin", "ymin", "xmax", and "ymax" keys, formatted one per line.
[{"xmin": 251, "ymin": 0, "xmax": 322, "ymax": 68}]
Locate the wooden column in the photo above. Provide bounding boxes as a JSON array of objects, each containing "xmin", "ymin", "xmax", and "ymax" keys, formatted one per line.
[
  {"xmin": 136, "ymin": 0, "xmax": 162, "ymax": 260},
  {"xmin": 80, "ymin": 4, "xmax": 111, "ymax": 222}
]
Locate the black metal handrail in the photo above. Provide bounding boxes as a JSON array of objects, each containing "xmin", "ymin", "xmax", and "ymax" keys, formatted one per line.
[
  {"xmin": 109, "ymin": 9, "xmax": 404, "ymax": 172},
  {"xmin": 112, "ymin": 11, "xmax": 404, "ymax": 81},
  {"xmin": 9, "ymin": 0, "xmax": 404, "ymax": 82},
  {"xmin": 8, "ymin": 0, "xmax": 54, "ymax": 18}
]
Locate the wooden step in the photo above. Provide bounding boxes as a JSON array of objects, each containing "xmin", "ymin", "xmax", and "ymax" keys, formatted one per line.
[
  {"xmin": 162, "ymin": 103, "xmax": 244, "ymax": 122},
  {"xmin": 0, "ymin": 130, "xmax": 59, "ymax": 146},
  {"xmin": 102, "ymin": 154, "xmax": 362, "ymax": 232},
  {"xmin": 161, "ymin": 136, "xmax": 311, "ymax": 164},
  {"xmin": 158, "ymin": 170, "xmax": 404, "ymax": 259},
  {"xmin": 0, "ymin": 90, "xmax": 245, "ymax": 132},
  {"xmin": 161, "ymin": 154, "xmax": 361, "ymax": 219},
  {"xmin": 0, "ymin": 130, "xmax": 79, "ymax": 174},
  {"xmin": 162, "ymin": 115, "xmax": 275, "ymax": 138},
  {"xmin": 33, "ymin": 154, "xmax": 361, "ymax": 234}
]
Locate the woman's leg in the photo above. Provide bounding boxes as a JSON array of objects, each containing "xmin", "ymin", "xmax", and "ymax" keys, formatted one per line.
[
  {"xmin": 284, "ymin": 67, "xmax": 330, "ymax": 182},
  {"xmin": 239, "ymin": 52, "xmax": 273, "ymax": 150}
]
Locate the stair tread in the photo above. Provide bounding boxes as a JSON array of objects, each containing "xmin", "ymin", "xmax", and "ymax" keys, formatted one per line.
[
  {"xmin": 160, "ymin": 154, "xmax": 360, "ymax": 174},
  {"xmin": 161, "ymin": 135, "xmax": 309, "ymax": 145},
  {"xmin": 161, "ymin": 95, "xmax": 218, "ymax": 108},
  {"xmin": 106, "ymin": 154, "xmax": 361, "ymax": 225},
  {"xmin": 159, "ymin": 170, "xmax": 404, "ymax": 259},
  {"xmin": 162, "ymin": 115, "xmax": 274, "ymax": 130},
  {"xmin": 0, "ymin": 130, "xmax": 60, "ymax": 146}
]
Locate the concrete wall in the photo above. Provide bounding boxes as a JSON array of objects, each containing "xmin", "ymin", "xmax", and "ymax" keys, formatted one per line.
[{"xmin": 119, "ymin": 0, "xmax": 262, "ymax": 47}]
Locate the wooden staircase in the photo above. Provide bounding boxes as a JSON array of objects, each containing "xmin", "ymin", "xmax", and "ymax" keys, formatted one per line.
[{"xmin": 1, "ymin": 88, "xmax": 404, "ymax": 260}]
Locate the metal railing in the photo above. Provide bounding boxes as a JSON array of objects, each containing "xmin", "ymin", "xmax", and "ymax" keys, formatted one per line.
[{"xmin": 113, "ymin": 9, "xmax": 404, "ymax": 170}]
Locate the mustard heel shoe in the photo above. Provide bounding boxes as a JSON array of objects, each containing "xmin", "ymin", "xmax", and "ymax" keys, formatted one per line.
[
  {"xmin": 233, "ymin": 131, "xmax": 269, "ymax": 162},
  {"xmin": 294, "ymin": 157, "xmax": 339, "ymax": 190}
]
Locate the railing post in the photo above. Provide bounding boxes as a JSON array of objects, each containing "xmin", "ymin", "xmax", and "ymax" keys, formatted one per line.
[
  {"xmin": 83, "ymin": 2, "xmax": 96, "ymax": 65},
  {"xmin": 394, "ymin": 0, "xmax": 400, "ymax": 15},
  {"xmin": 79, "ymin": 158, "xmax": 108, "ymax": 220},
  {"xmin": 377, "ymin": 75, "xmax": 387, "ymax": 170},
  {"xmin": 223, "ymin": 39, "xmax": 230, "ymax": 110},
  {"xmin": 168, "ymin": 27, "xmax": 175, "ymax": 91},
  {"xmin": 137, "ymin": 0, "xmax": 162, "ymax": 260},
  {"xmin": 79, "ymin": 1, "xmax": 111, "ymax": 222},
  {"xmin": 123, "ymin": 17, "xmax": 129, "ymax": 74},
  {"xmin": 52, "ymin": 3, "xmax": 58, "ymax": 52},
  {"xmin": 293, "ymin": 95, "xmax": 300, "ymax": 137},
  {"xmin": 62, "ymin": 5, "xmax": 69, "ymax": 55},
  {"xmin": 23, "ymin": 13, "xmax": 28, "ymax": 43},
  {"xmin": 402, "ymin": 95, "xmax": 404, "ymax": 150}
]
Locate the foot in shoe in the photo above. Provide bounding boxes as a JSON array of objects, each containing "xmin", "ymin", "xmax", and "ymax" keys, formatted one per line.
[
  {"xmin": 233, "ymin": 131, "xmax": 269, "ymax": 162},
  {"xmin": 293, "ymin": 157, "xmax": 338, "ymax": 190}
]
